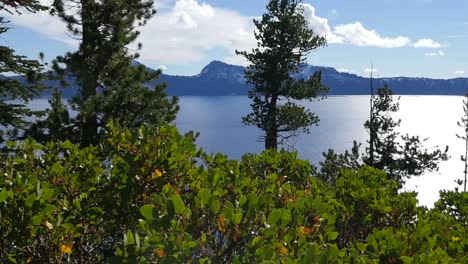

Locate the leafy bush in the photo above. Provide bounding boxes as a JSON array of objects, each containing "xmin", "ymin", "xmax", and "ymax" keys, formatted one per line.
[{"xmin": 0, "ymin": 125, "xmax": 466, "ymax": 263}]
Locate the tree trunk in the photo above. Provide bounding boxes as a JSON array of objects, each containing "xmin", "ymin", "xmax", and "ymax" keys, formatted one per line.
[
  {"xmin": 80, "ymin": 0, "xmax": 98, "ymax": 147},
  {"xmin": 464, "ymin": 136, "xmax": 468, "ymax": 192},
  {"xmin": 265, "ymin": 129, "xmax": 278, "ymax": 150},
  {"xmin": 265, "ymin": 95, "xmax": 278, "ymax": 151},
  {"xmin": 369, "ymin": 115, "xmax": 375, "ymax": 166},
  {"xmin": 368, "ymin": 70, "xmax": 375, "ymax": 166}
]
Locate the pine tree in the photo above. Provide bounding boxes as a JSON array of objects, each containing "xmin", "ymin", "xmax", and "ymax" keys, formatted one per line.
[
  {"xmin": 236, "ymin": 0, "xmax": 328, "ymax": 151},
  {"xmin": 0, "ymin": 1, "xmax": 45, "ymax": 143},
  {"xmin": 24, "ymin": 88, "xmax": 77, "ymax": 144},
  {"xmin": 318, "ymin": 142, "xmax": 361, "ymax": 186},
  {"xmin": 88, "ymin": 65, "xmax": 179, "ymax": 133},
  {"xmin": 364, "ymin": 84, "xmax": 449, "ymax": 185},
  {"xmin": 49, "ymin": 0, "xmax": 178, "ymax": 146},
  {"xmin": 456, "ymin": 94, "xmax": 468, "ymax": 192}
]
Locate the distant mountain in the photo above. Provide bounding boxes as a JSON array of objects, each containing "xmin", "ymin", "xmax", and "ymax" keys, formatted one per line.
[
  {"xmin": 155, "ymin": 61, "xmax": 250, "ymax": 96},
  {"xmin": 4, "ymin": 60, "xmax": 468, "ymax": 98},
  {"xmin": 154, "ymin": 61, "xmax": 468, "ymax": 96}
]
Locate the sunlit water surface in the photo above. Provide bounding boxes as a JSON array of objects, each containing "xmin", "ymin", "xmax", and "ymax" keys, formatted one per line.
[{"xmin": 26, "ymin": 96, "xmax": 465, "ymax": 208}]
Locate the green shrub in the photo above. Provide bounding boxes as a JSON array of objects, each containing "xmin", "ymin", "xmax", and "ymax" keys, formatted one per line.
[{"xmin": 0, "ymin": 125, "xmax": 466, "ymax": 263}]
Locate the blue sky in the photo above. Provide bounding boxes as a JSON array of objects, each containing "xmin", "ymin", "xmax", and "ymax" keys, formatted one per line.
[{"xmin": 4, "ymin": 0, "xmax": 468, "ymax": 78}]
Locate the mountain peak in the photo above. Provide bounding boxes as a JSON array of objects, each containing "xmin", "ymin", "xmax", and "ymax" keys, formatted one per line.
[
  {"xmin": 198, "ymin": 60, "xmax": 246, "ymax": 81},
  {"xmin": 201, "ymin": 60, "xmax": 242, "ymax": 72}
]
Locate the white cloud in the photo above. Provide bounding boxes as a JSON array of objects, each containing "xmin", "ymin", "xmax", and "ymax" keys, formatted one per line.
[
  {"xmin": 364, "ymin": 68, "xmax": 378, "ymax": 73},
  {"xmin": 302, "ymin": 4, "xmax": 417, "ymax": 48},
  {"xmin": 337, "ymin": 68, "xmax": 353, "ymax": 73},
  {"xmin": 334, "ymin": 22, "xmax": 410, "ymax": 48},
  {"xmin": 455, "ymin": 70, "xmax": 465, "ymax": 74},
  {"xmin": 413, "ymin": 38, "xmax": 442, "ymax": 48},
  {"xmin": 7, "ymin": 11, "xmax": 76, "ymax": 47},
  {"xmin": 157, "ymin": 65, "xmax": 168, "ymax": 71},
  {"xmin": 136, "ymin": 0, "xmax": 256, "ymax": 65},
  {"xmin": 156, "ymin": 0, "xmax": 176, "ymax": 9},
  {"xmin": 302, "ymin": 4, "xmax": 342, "ymax": 43},
  {"xmin": 424, "ymin": 50, "xmax": 445, "ymax": 56},
  {"xmin": 7, "ymin": 0, "xmax": 256, "ymax": 66},
  {"xmin": 223, "ymin": 54, "xmax": 250, "ymax": 66},
  {"xmin": 6, "ymin": 1, "xmax": 446, "ymax": 66}
]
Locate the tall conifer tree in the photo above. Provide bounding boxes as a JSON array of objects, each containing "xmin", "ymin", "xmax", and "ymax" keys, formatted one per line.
[
  {"xmin": 364, "ymin": 84, "xmax": 449, "ymax": 185},
  {"xmin": 0, "ymin": 1, "xmax": 45, "ymax": 143},
  {"xmin": 49, "ymin": 0, "xmax": 178, "ymax": 146},
  {"xmin": 236, "ymin": 0, "xmax": 328, "ymax": 151}
]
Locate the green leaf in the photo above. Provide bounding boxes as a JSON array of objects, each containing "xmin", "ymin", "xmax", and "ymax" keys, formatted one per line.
[
  {"xmin": 171, "ymin": 194, "xmax": 186, "ymax": 215},
  {"xmin": 135, "ymin": 232, "xmax": 141, "ymax": 250},
  {"xmin": 280, "ymin": 210, "xmax": 291, "ymax": 227},
  {"xmin": 25, "ymin": 194, "xmax": 36, "ymax": 208},
  {"xmin": 7, "ymin": 254, "xmax": 17, "ymax": 263},
  {"xmin": 43, "ymin": 204, "xmax": 57, "ymax": 216},
  {"xmin": 239, "ymin": 195, "xmax": 247, "ymax": 206},
  {"xmin": 41, "ymin": 189, "xmax": 54, "ymax": 202},
  {"xmin": 356, "ymin": 243, "xmax": 367, "ymax": 252},
  {"xmin": 73, "ymin": 199, "xmax": 82, "ymax": 211},
  {"xmin": 262, "ymin": 247, "xmax": 275, "ymax": 260},
  {"xmin": 267, "ymin": 209, "xmax": 282, "ymax": 225},
  {"xmin": 327, "ymin": 244, "xmax": 339, "ymax": 259},
  {"xmin": 0, "ymin": 189, "xmax": 12, "ymax": 203},
  {"xmin": 383, "ymin": 206, "xmax": 392, "ymax": 213},
  {"xmin": 126, "ymin": 230, "xmax": 135, "ymax": 245},
  {"xmin": 232, "ymin": 212, "xmax": 243, "ymax": 225},
  {"xmin": 32, "ymin": 215, "xmax": 43, "ymax": 226},
  {"xmin": 198, "ymin": 188, "xmax": 211, "ymax": 203},
  {"xmin": 222, "ymin": 201, "xmax": 234, "ymax": 217},
  {"xmin": 327, "ymin": 231, "xmax": 339, "ymax": 241},
  {"xmin": 401, "ymin": 256, "xmax": 413, "ymax": 263},
  {"xmin": 208, "ymin": 196, "xmax": 220, "ymax": 214},
  {"xmin": 247, "ymin": 193, "xmax": 258, "ymax": 209},
  {"xmin": 140, "ymin": 205, "xmax": 155, "ymax": 220}
]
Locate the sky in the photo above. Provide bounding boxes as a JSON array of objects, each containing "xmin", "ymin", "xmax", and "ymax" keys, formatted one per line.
[{"xmin": 3, "ymin": 0, "xmax": 468, "ymax": 78}]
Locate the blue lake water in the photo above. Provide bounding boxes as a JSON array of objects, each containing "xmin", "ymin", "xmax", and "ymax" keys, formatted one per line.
[{"xmin": 27, "ymin": 95, "xmax": 465, "ymax": 207}]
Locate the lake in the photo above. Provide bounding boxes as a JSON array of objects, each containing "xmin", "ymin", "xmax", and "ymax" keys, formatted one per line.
[{"xmin": 27, "ymin": 96, "xmax": 465, "ymax": 208}]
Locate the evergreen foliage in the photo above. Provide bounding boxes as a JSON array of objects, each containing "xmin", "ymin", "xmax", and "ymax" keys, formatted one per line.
[
  {"xmin": 24, "ymin": 89, "xmax": 77, "ymax": 144},
  {"xmin": 456, "ymin": 94, "xmax": 468, "ymax": 192},
  {"xmin": 46, "ymin": 0, "xmax": 178, "ymax": 146},
  {"xmin": 236, "ymin": 0, "xmax": 328, "ymax": 151},
  {"xmin": 318, "ymin": 142, "xmax": 361, "ymax": 186},
  {"xmin": 0, "ymin": 1, "xmax": 46, "ymax": 143},
  {"xmin": 0, "ymin": 0, "xmax": 45, "ymax": 14},
  {"xmin": 318, "ymin": 84, "xmax": 449, "ymax": 187},
  {"xmin": 363, "ymin": 84, "xmax": 449, "ymax": 185}
]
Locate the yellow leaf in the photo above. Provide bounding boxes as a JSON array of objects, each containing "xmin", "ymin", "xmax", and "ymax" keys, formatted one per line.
[
  {"xmin": 26, "ymin": 257, "xmax": 32, "ymax": 263},
  {"xmin": 153, "ymin": 169, "xmax": 163, "ymax": 178},
  {"xmin": 60, "ymin": 244, "xmax": 72, "ymax": 254},
  {"xmin": 278, "ymin": 245, "xmax": 288, "ymax": 255},
  {"xmin": 218, "ymin": 216, "xmax": 226, "ymax": 233},
  {"xmin": 155, "ymin": 248, "xmax": 166, "ymax": 257}
]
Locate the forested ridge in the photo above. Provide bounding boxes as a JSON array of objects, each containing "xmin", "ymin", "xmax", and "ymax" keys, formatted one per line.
[{"xmin": 0, "ymin": 0, "xmax": 467, "ymax": 263}]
